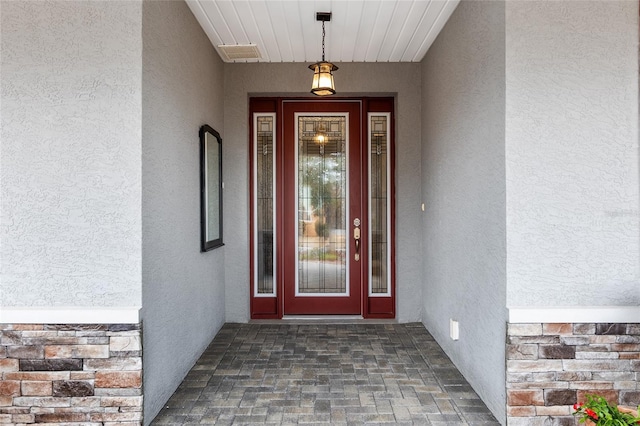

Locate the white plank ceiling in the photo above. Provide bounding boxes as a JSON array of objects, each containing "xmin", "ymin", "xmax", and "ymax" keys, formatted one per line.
[{"xmin": 186, "ymin": 0, "xmax": 460, "ymax": 63}]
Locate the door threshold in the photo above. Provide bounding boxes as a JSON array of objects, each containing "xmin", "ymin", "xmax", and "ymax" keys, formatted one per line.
[
  {"xmin": 283, "ymin": 315, "xmax": 363, "ymax": 321},
  {"xmin": 250, "ymin": 315, "xmax": 398, "ymax": 324}
]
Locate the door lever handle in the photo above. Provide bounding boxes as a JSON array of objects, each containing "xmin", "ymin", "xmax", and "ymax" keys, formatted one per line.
[{"xmin": 353, "ymin": 218, "xmax": 361, "ymax": 261}]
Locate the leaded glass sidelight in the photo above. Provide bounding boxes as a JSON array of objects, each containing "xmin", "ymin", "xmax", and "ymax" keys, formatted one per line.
[
  {"xmin": 369, "ymin": 114, "xmax": 391, "ymax": 296},
  {"xmin": 254, "ymin": 114, "xmax": 276, "ymax": 296},
  {"xmin": 296, "ymin": 115, "xmax": 348, "ymax": 295}
]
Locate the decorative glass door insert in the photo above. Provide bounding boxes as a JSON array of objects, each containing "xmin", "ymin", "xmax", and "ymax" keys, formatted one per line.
[{"xmin": 296, "ymin": 115, "xmax": 348, "ymax": 296}]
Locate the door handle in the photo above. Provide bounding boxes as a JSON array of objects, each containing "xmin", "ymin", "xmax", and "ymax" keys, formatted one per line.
[{"xmin": 353, "ymin": 218, "xmax": 361, "ymax": 261}]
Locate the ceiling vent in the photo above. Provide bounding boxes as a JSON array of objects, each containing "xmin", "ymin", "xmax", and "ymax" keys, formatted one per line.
[{"xmin": 217, "ymin": 44, "xmax": 262, "ymax": 62}]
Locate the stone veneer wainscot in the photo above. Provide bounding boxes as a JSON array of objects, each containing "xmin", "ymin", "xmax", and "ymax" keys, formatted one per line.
[
  {"xmin": 0, "ymin": 323, "xmax": 142, "ymax": 425},
  {"xmin": 506, "ymin": 323, "xmax": 640, "ymax": 425}
]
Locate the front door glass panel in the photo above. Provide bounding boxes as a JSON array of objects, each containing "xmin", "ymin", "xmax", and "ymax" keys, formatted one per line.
[{"xmin": 296, "ymin": 115, "xmax": 348, "ymax": 295}]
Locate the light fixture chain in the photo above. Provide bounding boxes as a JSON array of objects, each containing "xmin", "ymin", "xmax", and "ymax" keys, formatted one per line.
[{"xmin": 321, "ymin": 20, "xmax": 326, "ymax": 62}]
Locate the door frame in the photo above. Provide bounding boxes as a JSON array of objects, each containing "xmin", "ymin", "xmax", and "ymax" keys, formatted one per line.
[{"xmin": 249, "ymin": 97, "xmax": 396, "ymax": 319}]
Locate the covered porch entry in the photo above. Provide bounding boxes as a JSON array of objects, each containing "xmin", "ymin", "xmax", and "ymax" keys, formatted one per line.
[{"xmin": 151, "ymin": 322, "xmax": 499, "ymax": 425}]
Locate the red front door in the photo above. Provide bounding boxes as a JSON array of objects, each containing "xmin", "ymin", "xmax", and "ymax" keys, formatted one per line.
[{"xmin": 282, "ymin": 100, "xmax": 363, "ymax": 315}]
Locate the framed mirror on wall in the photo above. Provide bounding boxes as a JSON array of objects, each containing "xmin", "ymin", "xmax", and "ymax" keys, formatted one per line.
[{"xmin": 200, "ymin": 124, "xmax": 223, "ymax": 251}]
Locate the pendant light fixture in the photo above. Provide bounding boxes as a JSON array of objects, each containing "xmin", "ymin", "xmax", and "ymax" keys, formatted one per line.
[{"xmin": 309, "ymin": 12, "xmax": 338, "ymax": 96}]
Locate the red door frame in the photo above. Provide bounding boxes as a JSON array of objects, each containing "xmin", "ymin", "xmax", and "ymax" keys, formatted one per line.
[{"xmin": 250, "ymin": 97, "xmax": 395, "ymax": 319}]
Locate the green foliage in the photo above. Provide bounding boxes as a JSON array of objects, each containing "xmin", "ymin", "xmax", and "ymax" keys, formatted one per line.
[
  {"xmin": 573, "ymin": 395, "xmax": 640, "ymax": 425},
  {"xmin": 314, "ymin": 221, "xmax": 329, "ymax": 238},
  {"xmin": 301, "ymin": 155, "xmax": 344, "ymax": 233},
  {"xmin": 299, "ymin": 248, "xmax": 341, "ymax": 262}
]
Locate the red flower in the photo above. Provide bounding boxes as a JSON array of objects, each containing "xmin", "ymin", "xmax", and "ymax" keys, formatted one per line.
[
  {"xmin": 573, "ymin": 403, "xmax": 583, "ymax": 411},
  {"xmin": 585, "ymin": 408, "xmax": 598, "ymax": 420}
]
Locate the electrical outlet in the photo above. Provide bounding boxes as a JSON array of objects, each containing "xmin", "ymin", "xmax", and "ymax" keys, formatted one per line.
[{"xmin": 450, "ymin": 319, "xmax": 459, "ymax": 341}]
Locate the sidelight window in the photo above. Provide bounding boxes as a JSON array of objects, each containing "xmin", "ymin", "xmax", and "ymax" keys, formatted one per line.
[
  {"xmin": 254, "ymin": 114, "xmax": 276, "ymax": 296},
  {"xmin": 369, "ymin": 114, "xmax": 391, "ymax": 296}
]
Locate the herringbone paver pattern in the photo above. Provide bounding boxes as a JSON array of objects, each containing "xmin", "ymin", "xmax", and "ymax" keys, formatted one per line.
[{"xmin": 151, "ymin": 322, "xmax": 500, "ymax": 425}]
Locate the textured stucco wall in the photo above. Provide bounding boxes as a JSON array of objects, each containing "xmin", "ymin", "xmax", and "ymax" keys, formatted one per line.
[
  {"xmin": 141, "ymin": 1, "xmax": 225, "ymax": 423},
  {"xmin": 505, "ymin": 1, "xmax": 640, "ymax": 307},
  {"xmin": 421, "ymin": 1, "xmax": 507, "ymax": 422},
  {"xmin": 223, "ymin": 62, "xmax": 423, "ymax": 323},
  {"xmin": 0, "ymin": 1, "xmax": 142, "ymax": 308}
]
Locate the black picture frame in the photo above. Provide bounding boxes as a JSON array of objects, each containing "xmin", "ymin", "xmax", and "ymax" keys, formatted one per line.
[{"xmin": 200, "ymin": 124, "xmax": 223, "ymax": 251}]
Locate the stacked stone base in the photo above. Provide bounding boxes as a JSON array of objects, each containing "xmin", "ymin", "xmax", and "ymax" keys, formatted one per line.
[
  {"xmin": 507, "ymin": 323, "xmax": 640, "ymax": 425},
  {"xmin": 0, "ymin": 323, "xmax": 142, "ymax": 425}
]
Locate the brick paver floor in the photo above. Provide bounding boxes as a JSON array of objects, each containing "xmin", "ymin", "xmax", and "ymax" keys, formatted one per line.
[{"xmin": 151, "ymin": 322, "xmax": 500, "ymax": 425}]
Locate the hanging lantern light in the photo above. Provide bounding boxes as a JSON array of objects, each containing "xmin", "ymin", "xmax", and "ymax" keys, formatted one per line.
[{"xmin": 309, "ymin": 12, "xmax": 338, "ymax": 96}]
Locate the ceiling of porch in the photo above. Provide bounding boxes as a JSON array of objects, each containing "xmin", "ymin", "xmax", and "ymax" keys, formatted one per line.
[{"xmin": 186, "ymin": 0, "xmax": 460, "ymax": 63}]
